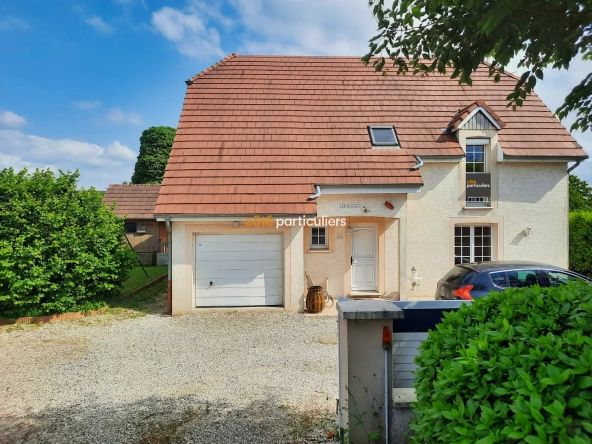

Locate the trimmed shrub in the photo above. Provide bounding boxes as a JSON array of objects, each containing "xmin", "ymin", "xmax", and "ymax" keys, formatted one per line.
[
  {"xmin": 411, "ymin": 283, "xmax": 592, "ymax": 444},
  {"xmin": 570, "ymin": 210, "xmax": 592, "ymax": 278},
  {"xmin": 0, "ymin": 168, "xmax": 136, "ymax": 318}
]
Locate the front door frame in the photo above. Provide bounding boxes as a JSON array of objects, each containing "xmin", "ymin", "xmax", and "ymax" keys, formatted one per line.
[{"xmin": 350, "ymin": 224, "xmax": 378, "ymax": 292}]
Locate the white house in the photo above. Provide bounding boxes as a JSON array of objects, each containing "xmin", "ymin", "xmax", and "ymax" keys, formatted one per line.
[{"xmin": 154, "ymin": 54, "xmax": 588, "ymax": 315}]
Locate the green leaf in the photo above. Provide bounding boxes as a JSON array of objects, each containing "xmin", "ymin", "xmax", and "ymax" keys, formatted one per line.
[
  {"xmin": 476, "ymin": 436, "xmax": 496, "ymax": 444},
  {"xmin": 524, "ymin": 436, "xmax": 545, "ymax": 444},
  {"xmin": 543, "ymin": 400, "xmax": 565, "ymax": 417},
  {"xmin": 579, "ymin": 376, "xmax": 592, "ymax": 389}
]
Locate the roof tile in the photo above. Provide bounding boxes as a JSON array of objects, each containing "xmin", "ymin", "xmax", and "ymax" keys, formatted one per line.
[{"xmin": 156, "ymin": 55, "xmax": 587, "ymax": 215}]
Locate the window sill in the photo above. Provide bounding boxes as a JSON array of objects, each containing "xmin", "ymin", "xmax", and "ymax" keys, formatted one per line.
[
  {"xmin": 307, "ymin": 249, "xmax": 332, "ymax": 253},
  {"xmin": 463, "ymin": 206, "xmax": 493, "ymax": 210}
]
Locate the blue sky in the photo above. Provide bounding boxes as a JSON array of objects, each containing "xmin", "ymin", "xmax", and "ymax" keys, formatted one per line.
[{"xmin": 1, "ymin": 0, "xmax": 591, "ymax": 189}]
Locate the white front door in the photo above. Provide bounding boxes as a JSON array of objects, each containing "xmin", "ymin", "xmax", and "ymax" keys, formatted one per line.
[{"xmin": 351, "ymin": 226, "xmax": 377, "ymax": 291}]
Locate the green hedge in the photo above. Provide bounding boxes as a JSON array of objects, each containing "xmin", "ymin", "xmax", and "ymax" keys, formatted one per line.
[
  {"xmin": 0, "ymin": 168, "xmax": 136, "ymax": 318},
  {"xmin": 570, "ymin": 211, "xmax": 592, "ymax": 278},
  {"xmin": 411, "ymin": 283, "xmax": 592, "ymax": 444}
]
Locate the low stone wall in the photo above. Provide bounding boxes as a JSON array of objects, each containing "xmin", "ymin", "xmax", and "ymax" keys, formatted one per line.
[
  {"xmin": 157, "ymin": 253, "xmax": 168, "ymax": 266},
  {"xmin": 137, "ymin": 251, "xmax": 155, "ymax": 266}
]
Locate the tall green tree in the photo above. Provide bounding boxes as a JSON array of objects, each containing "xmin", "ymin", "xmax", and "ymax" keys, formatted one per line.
[
  {"xmin": 364, "ymin": 0, "xmax": 592, "ymax": 131},
  {"xmin": 131, "ymin": 126, "xmax": 176, "ymax": 184},
  {"xmin": 569, "ymin": 174, "xmax": 592, "ymax": 212},
  {"xmin": 0, "ymin": 168, "xmax": 136, "ymax": 318}
]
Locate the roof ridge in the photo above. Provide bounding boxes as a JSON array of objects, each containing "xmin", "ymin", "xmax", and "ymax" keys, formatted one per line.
[
  {"xmin": 106, "ymin": 184, "xmax": 161, "ymax": 188},
  {"xmin": 187, "ymin": 53, "xmax": 238, "ymax": 84}
]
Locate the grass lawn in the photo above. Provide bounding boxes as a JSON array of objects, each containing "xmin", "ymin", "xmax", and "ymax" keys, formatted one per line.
[
  {"xmin": 120, "ymin": 266, "xmax": 167, "ymax": 296},
  {"xmin": 106, "ymin": 280, "xmax": 168, "ymax": 315}
]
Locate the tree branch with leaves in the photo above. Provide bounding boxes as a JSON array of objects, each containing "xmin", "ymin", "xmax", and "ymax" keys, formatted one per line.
[{"xmin": 363, "ymin": 0, "xmax": 592, "ymax": 131}]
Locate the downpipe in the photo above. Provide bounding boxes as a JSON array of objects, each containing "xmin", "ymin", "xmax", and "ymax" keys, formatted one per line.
[{"xmin": 165, "ymin": 216, "xmax": 172, "ymax": 316}]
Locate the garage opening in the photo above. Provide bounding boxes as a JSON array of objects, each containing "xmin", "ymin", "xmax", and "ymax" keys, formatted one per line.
[{"xmin": 195, "ymin": 233, "xmax": 283, "ymax": 307}]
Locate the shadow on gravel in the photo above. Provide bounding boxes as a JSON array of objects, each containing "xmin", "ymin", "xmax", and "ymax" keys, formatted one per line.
[{"xmin": 0, "ymin": 395, "xmax": 336, "ymax": 444}]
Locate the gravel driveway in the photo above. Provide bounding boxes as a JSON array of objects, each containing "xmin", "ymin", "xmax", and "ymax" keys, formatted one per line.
[{"xmin": 0, "ymin": 310, "xmax": 338, "ymax": 443}]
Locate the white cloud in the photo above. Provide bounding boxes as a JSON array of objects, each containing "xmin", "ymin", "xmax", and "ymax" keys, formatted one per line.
[
  {"xmin": 0, "ymin": 110, "xmax": 27, "ymax": 127},
  {"xmin": 74, "ymin": 100, "xmax": 102, "ymax": 109},
  {"xmin": 0, "ymin": 16, "xmax": 29, "ymax": 31},
  {"xmin": 0, "ymin": 130, "xmax": 136, "ymax": 189},
  {"xmin": 230, "ymin": 0, "xmax": 377, "ymax": 56},
  {"xmin": 85, "ymin": 16, "xmax": 114, "ymax": 34},
  {"xmin": 105, "ymin": 108, "xmax": 141, "ymax": 125},
  {"xmin": 106, "ymin": 140, "xmax": 136, "ymax": 160},
  {"xmin": 151, "ymin": 6, "xmax": 225, "ymax": 60}
]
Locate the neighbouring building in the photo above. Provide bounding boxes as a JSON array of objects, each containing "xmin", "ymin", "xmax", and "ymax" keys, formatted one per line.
[
  {"xmin": 154, "ymin": 54, "xmax": 588, "ymax": 314},
  {"xmin": 103, "ymin": 184, "xmax": 168, "ymax": 266}
]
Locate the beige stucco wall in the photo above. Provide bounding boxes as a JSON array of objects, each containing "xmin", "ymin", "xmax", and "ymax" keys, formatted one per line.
[{"xmin": 406, "ymin": 158, "xmax": 569, "ymax": 298}]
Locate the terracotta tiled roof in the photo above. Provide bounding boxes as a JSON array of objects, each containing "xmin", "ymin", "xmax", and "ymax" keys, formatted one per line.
[
  {"xmin": 103, "ymin": 184, "xmax": 160, "ymax": 219},
  {"xmin": 447, "ymin": 99, "xmax": 506, "ymax": 131},
  {"xmin": 156, "ymin": 54, "xmax": 587, "ymax": 216}
]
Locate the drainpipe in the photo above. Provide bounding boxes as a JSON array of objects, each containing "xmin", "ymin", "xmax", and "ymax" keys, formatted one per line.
[
  {"xmin": 410, "ymin": 155, "xmax": 423, "ymax": 171},
  {"xmin": 307, "ymin": 185, "xmax": 321, "ymax": 201},
  {"xmin": 567, "ymin": 161, "xmax": 581, "ymax": 174},
  {"xmin": 165, "ymin": 216, "xmax": 172, "ymax": 316}
]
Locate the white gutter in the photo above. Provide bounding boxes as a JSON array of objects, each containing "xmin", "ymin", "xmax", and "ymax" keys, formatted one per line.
[
  {"xmin": 307, "ymin": 185, "xmax": 322, "ymax": 201},
  {"xmin": 410, "ymin": 155, "xmax": 424, "ymax": 171}
]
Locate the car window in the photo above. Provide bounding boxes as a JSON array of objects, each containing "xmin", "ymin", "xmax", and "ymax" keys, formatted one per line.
[
  {"xmin": 506, "ymin": 270, "xmax": 539, "ymax": 288},
  {"xmin": 442, "ymin": 266, "xmax": 471, "ymax": 284},
  {"xmin": 490, "ymin": 272, "xmax": 507, "ymax": 288},
  {"xmin": 539, "ymin": 270, "xmax": 586, "ymax": 287}
]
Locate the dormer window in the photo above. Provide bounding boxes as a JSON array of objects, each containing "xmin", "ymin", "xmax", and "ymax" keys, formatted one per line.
[{"xmin": 368, "ymin": 126, "xmax": 399, "ymax": 146}]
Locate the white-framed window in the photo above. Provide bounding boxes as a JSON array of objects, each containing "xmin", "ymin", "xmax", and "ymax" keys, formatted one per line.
[
  {"xmin": 368, "ymin": 126, "xmax": 399, "ymax": 146},
  {"xmin": 465, "ymin": 142, "xmax": 490, "ymax": 207},
  {"xmin": 454, "ymin": 226, "xmax": 493, "ymax": 264},
  {"xmin": 466, "ymin": 145, "xmax": 486, "ymax": 172},
  {"xmin": 310, "ymin": 226, "xmax": 328, "ymax": 249}
]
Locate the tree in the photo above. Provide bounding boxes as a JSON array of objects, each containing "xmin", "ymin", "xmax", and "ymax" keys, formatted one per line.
[
  {"xmin": 569, "ymin": 174, "xmax": 592, "ymax": 212},
  {"xmin": 131, "ymin": 126, "xmax": 176, "ymax": 184},
  {"xmin": 0, "ymin": 168, "xmax": 136, "ymax": 318},
  {"xmin": 570, "ymin": 210, "xmax": 592, "ymax": 276},
  {"xmin": 363, "ymin": 0, "xmax": 592, "ymax": 131}
]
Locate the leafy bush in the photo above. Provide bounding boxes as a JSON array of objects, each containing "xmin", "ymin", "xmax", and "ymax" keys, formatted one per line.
[
  {"xmin": 0, "ymin": 168, "xmax": 136, "ymax": 318},
  {"xmin": 570, "ymin": 211, "xmax": 592, "ymax": 278},
  {"xmin": 411, "ymin": 283, "xmax": 592, "ymax": 444}
]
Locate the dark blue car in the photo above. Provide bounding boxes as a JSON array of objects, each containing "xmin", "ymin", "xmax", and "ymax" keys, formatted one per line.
[{"xmin": 436, "ymin": 261, "xmax": 591, "ymax": 300}]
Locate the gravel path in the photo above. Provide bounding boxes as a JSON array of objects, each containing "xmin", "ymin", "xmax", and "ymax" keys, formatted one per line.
[{"xmin": 0, "ymin": 310, "xmax": 339, "ymax": 443}]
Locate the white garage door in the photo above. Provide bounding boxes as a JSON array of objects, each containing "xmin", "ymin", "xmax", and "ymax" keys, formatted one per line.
[{"xmin": 195, "ymin": 233, "xmax": 283, "ymax": 307}]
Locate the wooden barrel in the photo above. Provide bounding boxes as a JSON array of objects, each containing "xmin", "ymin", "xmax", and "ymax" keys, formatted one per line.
[{"xmin": 306, "ymin": 286, "xmax": 325, "ymax": 313}]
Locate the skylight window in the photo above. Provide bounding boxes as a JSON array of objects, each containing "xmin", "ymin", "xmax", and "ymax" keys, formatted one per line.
[{"xmin": 368, "ymin": 126, "xmax": 399, "ymax": 146}]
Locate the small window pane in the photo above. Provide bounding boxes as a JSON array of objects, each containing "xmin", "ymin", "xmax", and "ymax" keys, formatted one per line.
[
  {"xmin": 369, "ymin": 127, "xmax": 398, "ymax": 145},
  {"xmin": 311, "ymin": 227, "xmax": 327, "ymax": 248}
]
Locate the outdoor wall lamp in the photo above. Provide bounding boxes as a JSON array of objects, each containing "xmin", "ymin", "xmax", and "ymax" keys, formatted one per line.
[
  {"xmin": 410, "ymin": 266, "xmax": 423, "ymax": 291},
  {"xmin": 523, "ymin": 226, "xmax": 532, "ymax": 237}
]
